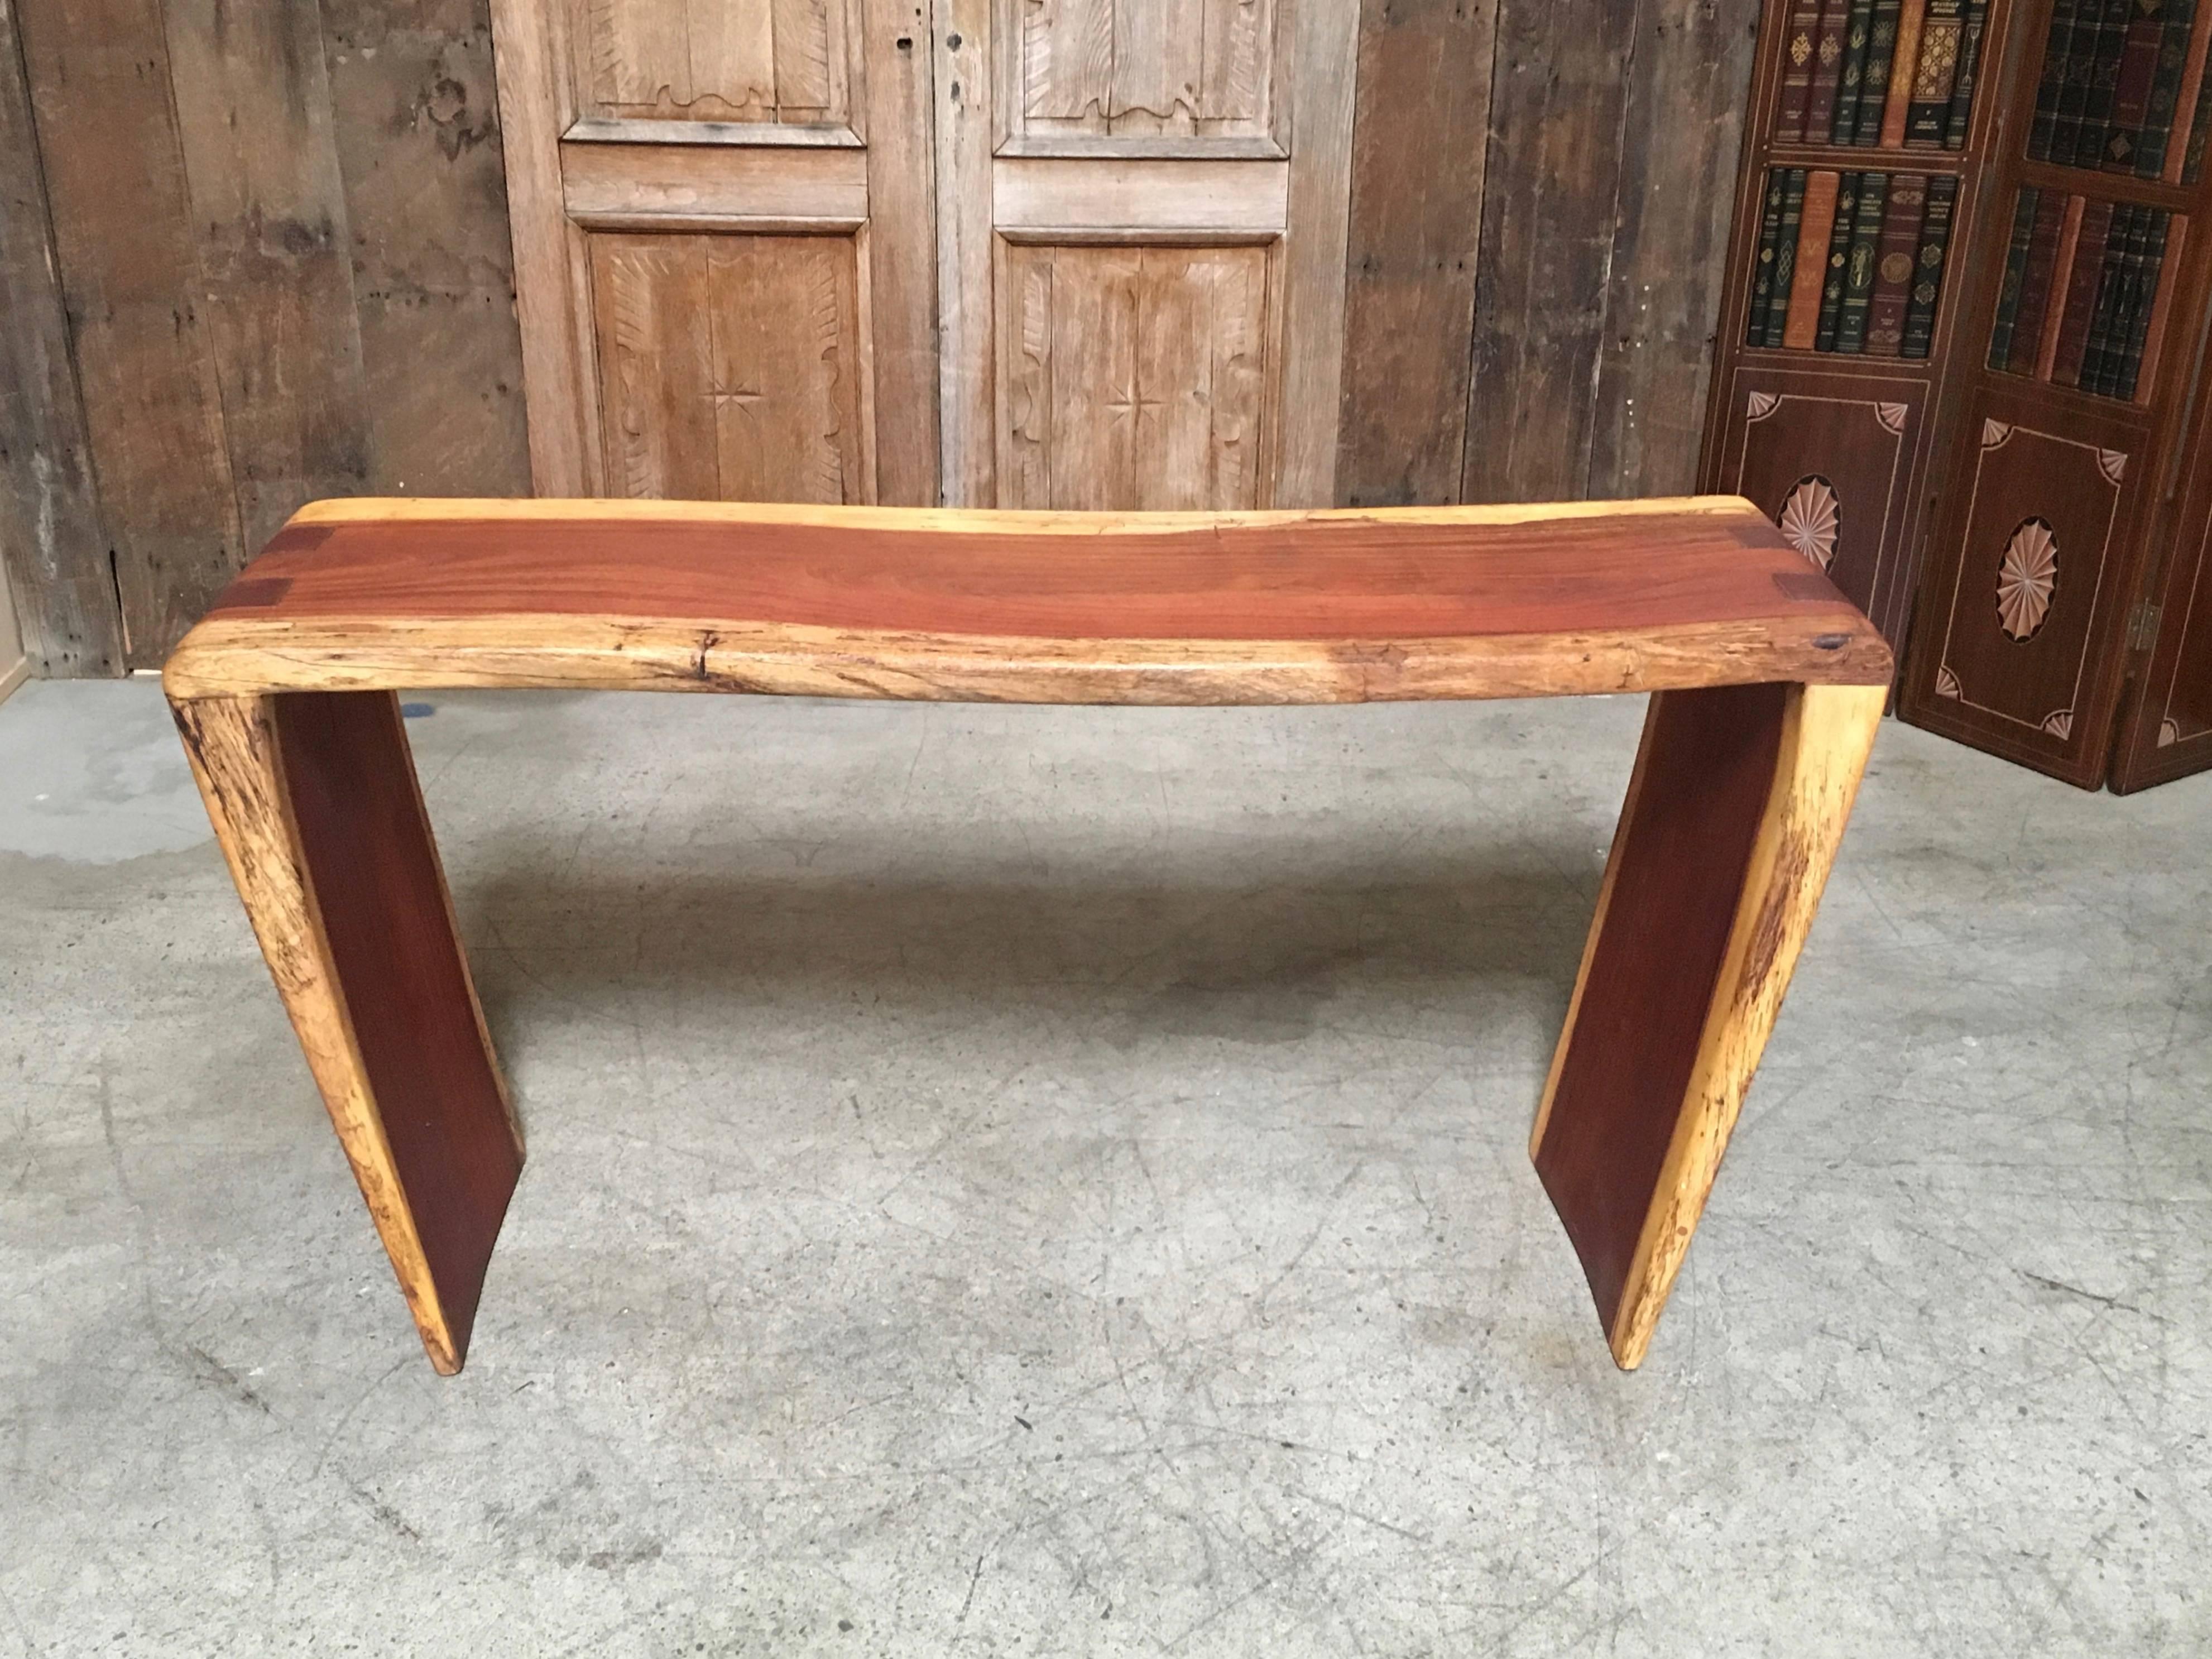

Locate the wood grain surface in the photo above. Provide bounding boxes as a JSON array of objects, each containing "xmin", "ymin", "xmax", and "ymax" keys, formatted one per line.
[
  {"xmin": 1534, "ymin": 679, "xmax": 1887, "ymax": 1367},
  {"xmin": 170, "ymin": 691, "xmax": 519, "ymax": 1373},
  {"xmin": 161, "ymin": 497, "xmax": 1893, "ymax": 702}
]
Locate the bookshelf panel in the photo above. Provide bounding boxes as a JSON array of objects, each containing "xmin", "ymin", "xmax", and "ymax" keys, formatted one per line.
[
  {"xmin": 1902, "ymin": 384, "xmax": 2151, "ymax": 782},
  {"xmin": 2021, "ymin": 0, "xmax": 2212, "ymax": 184},
  {"xmin": 1746, "ymin": 165, "xmax": 1963, "ymax": 356},
  {"xmin": 1772, "ymin": 0, "xmax": 1995, "ymax": 155},
  {"xmin": 1709, "ymin": 361, "xmax": 1930, "ymax": 643},
  {"xmin": 2112, "ymin": 425, "xmax": 2212, "ymax": 787}
]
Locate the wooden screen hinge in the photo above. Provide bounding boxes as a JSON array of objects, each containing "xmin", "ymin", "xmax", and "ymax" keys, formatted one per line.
[{"xmin": 2128, "ymin": 598, "xmax": 2163, "ymax": 653}]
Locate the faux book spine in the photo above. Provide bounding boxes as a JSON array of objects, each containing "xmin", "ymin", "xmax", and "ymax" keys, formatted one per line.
[
  {"xmin": 1857, "ymin": 0, "xmax": 1906, "ymax": 141},
  {"xmin": 2135, "ymin": 0, "xmax": 2200, "ymax": 176},
  {"xmin": 1834, "ymin": 0, "xmax": 1880, "ymax": 141},
  {"xmin": 2103, "ymin": 0, "xmax": 2170, "ymax": 171},
  {"xmin": 1779, "ymin": 0, "xmax": 1828, "ymax": 138},
  {"xmin": 1988, "ymin": 187, "xmax": 2041, "ymax": 368},
  {"xmin": 1810, "ymin": 0, "xmax": 1855, "ymax": 136},
  {"xmin": 2007, "ymin": 189, "xmax": 2072, "ymax": 373},
  {"xmin": 1765, "ymin": 169, "xmax": 1811, "ymax": 346},
  {"xmin": 1817, "ymin": 173, "xmax": 1863, "ymax": 349},
  {"xmin": 1836, "ymin": 171, "xmax": 1890, "ymax": 350},
  {"xmin": 1899, "ymin": 174, "xmax": 1958, "ymax": 358},
  {"xmin": 2076, "ymin": 0, "xmax": 2138, "ymax": 168},
  {"xmin": 2051, "ymin": 197, "xmax": 2117, "ymax": 385},
  {"xmin": 1866, "ymin": 172, "xmax": 1930, "ymax": 355},
  {"xmin": 1785, "ymin": 171, "xmax": 1845, "ymax": 347},
  {"xmin": 1749, "ymin": 170, "xmax": 1788, "ymax": 345},
  {"xmin": 1906, "ymin": 0, "xmax": 1965, "ymax": 146},
  {"xmin": 1880, "ymin": 0, "xmax": 1931, "ymax": 145},
  {"xmin": 1946, "ymin": 0, "xmax": 1991, "ymax": 147}
]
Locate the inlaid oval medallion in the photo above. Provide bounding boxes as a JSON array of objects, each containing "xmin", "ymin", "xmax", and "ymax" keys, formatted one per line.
[
  {"xmin": 1777, "ymin": 476, "xmax": 1840, "ymax": 572},
  {"xmin": 1997, "ymin": 517, "xmax": 2058, "ymax": 642}
]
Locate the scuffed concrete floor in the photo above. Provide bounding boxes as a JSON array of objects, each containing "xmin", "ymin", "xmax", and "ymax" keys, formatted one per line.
[{"xmin": 1, "ymin": 678, "xmax": 2206, "ymax": 1657}]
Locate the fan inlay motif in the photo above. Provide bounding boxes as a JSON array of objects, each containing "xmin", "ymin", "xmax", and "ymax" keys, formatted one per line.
[
  {"xmin": 1997, "ymin": 518, "xmax": 2057, "ymax": 641},
  {"xmin": 1777, "ymin": 476, "xmax": 1840, "ymax": 571}
]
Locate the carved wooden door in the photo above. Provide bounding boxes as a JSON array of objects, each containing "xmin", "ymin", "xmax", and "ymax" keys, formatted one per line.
[
  {"xmin": 490, "ymin": 0, "xmax": 938, "ymax": 504},
  {"xmin": 491, "ymin": 0, "xmax": 1356, "ymax": 509},
  {"xmin": 935, "ymin": 0, "xmax": 1356, "ymax": 508}
]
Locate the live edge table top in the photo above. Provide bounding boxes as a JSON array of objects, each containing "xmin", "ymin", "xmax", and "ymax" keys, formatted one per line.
[{"xmin": 162, "ymin": 497, "xmax": 1894, "ymax": 704}]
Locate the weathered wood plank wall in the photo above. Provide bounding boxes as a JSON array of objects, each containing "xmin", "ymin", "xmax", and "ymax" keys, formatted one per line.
[
  {"xmin": 0, "ymin": 0, "xmax": 1753, "ymax": 673},
  {"xmin": 0, "ymin": 0, "xmax": 527, "ymax": 671},
  {"xmin": 1343, "ymin": 0, "xmax": 1759, "ymax": 508}
]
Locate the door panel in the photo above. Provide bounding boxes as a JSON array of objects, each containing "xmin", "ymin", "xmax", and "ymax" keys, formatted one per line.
[
  {"xmin": 1001, "ymin": 0, "xmax": 1284, "ymax": 152},
  {"xmin": 996, "ymin": 241, "xmax": 1271, "ymax": 509},
  {"xmin": 589, "ymin": 233, "xmax": 866, "ymax": 502},
  {"xmin": 495, "ymin": 0, "xmax": 1347, "ymax": 509},
  {"xmin": 578, "ymin": 0, "xmax": 856, "ymax": 127},
  {"xmin": 493, "ymin": 0, "xmax": 934, "ymax": 504}
]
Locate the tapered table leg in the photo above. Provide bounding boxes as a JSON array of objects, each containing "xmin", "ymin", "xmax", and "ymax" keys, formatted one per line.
[
  {"xmin": 1532, "ymin": 680, "xmax": 1885, "ymax": 1369},
  {"xmin": 170, "ymin": 690, "xmax": 522, "ymax": 1374}
]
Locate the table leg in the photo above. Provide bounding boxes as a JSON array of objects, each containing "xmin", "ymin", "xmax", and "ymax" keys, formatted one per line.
[
  {"xmin": 170, "ymin": 690, "xmax": 521, "ymax": 1374},
  {"xmin": 1531, "ymin": 681, "xmax": 1885, "ymax": 1369}
]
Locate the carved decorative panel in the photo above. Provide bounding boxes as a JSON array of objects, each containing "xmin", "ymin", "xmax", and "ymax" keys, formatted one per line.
[
  {"xmin": 1002, "ymin": 0, "xmax": 1281, "ymax": 148},
  {"xmin": 1930, "ymin": 418, "xmax": 2129, "ymax": 751},
  {"xmin": 589, "ymin": 233, "xmax": 865, "ymax": 503},
  {"xmin": 997, "ymin": 242, "xmax": 1273, "ymax": 510},
  {"xmin": 583, "ymin": 0, "xmax": 852, "ymax": 124}
]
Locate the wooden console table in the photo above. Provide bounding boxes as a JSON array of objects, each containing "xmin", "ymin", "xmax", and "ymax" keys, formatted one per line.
[{"xmin": 163, "ymin": 498, "xmax": 1892, "ymax": 1375}]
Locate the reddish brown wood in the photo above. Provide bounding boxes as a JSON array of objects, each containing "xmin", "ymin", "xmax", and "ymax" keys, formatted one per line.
[
  {"xmin": 1533, "ymin": 683, "xmax": 1785, "ymax": 1327},
  {"xmin": 274, "ymin": 691, "xmax": 521, "ymax": 1363},
  {"xmin": 198, "ymin": 506, "xmax": 1887, "ymax": 663}
]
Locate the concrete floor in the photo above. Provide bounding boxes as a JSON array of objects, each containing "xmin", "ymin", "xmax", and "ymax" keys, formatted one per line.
[{"xmin": 1, "ymin": 678, "xmax": 2206, "ymax": 1656}]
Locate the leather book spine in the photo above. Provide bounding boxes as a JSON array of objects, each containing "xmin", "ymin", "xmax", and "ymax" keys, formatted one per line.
[
  {"xmin": 1817, "ymin": 172, "xmax": 1863, "ymax": 348},
  {"xmin": 2051, "ymin": 197, "xmax": 2114, "ymax": 386},
  {"xmin": 2088, "ymin": 203, "xmax": 2141, "ymax": 391},
  {"xmin": 1856, "ymin": 0, "xmax": 1906, "ymax": 141},
  {"xmin": 2076, "ymin": 0, "xmax": 2139, "ymax": 167},
  {"xmin": 1833, "ymin": 0, "xmax": 1880, "ymax": 140},
  {"xmin": 1785, "ymin": 171, "xmax": 1844, "ymax": 347},
  {"xmin": 2099, "ymin": 206, "xmax": 2155, "ymax": 394},
  {"xmin": 2007, "ymin": 189, "xmax": 2072, "ymax": 372},
  {"xmin": 1765, "ymin": 169, "xmax": 1811, "ymax": 346},
  {"xmin": 1810, "ymin": 0, "xmax": 1855, "ymax": 138},
  {"xmin": 1749, "ymin": 169, "xmax": 1788, "ymax": 344},
  {"xmin": 1988, "ymin": 186, "xmax": 2041, "ymax": 368},
  {"xmin": 2035, "ymin": 193, "xmax": 2089, "ymax": 378},
  {"xmin": 1946, "ymin": 0, "xmax": 1991, "ymax": 146},
  {"xmin": 1904, "ymin": 1, "xmax": 1961, "ymax": 146},
  {"xmin": 2129, "ymin": 211, "xmax": 2180, "ymax": 397},
  {"xmin": 2051, "ymin": 0, "xmax": 2111, "ymax": 162},
  {"xmin": 1880, "ymin": 0, "xmax": 1930, "ymax": 145},
  {"xmin": 1835, "ymin": 170, "xmax": 1890, "ymax": 350},
  {"xmin": 2075, "ymin": 203, "xmax": 2134, "ymax": 389},
  {"xmin": 2032, "ymin": 0, "xmax": 2084, "ymax": 158},
  {"xmin": 2104, "ymin": 0, "xmax": 2169, "ymax": 171},
  {"xmin": 1779, "ymin": 0, "xmax": 1828, "ymax": 140},
  {"xmin": 1899, "ymin": 173, "xmax": 1957, "ymax": 358},
  {"xmin": 1864, "ymin": 172, "xmax": 1928, "ymax": 355}
]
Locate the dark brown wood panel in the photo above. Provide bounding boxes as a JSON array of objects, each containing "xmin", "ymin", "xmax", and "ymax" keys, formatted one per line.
[
  {"xmin": 165, "ymin": 0, "xmax": 374, "ymax": 556},
  {"xmin": 1903, "ymin": 391, "xmax": 2150, "ymax": 786},
  {"xmin": 1534, "ymin": 682, "xmax": 1786, "ymax": 1327},
  {"xmin": 1460, "ymin": 0, "xmax": 1642, "ymax": 504},
  {"xmin": 1589, "ymin": 0, "xmax": 1759, "ymax": 501},
  {"xmin": 320, "ymin": 0, "xmax": 531, "ymax": 498},
  {"xmin": 1336, "ymin": 0, "xmax": 1497, "ymax": 508},
  {"xmin": 2113, "ymin": 444, "xmax": 2212, "ymax": 790},
  {"xmin": 0, "ymin": 0, "xmax": 121, "ymax": 675},
  {"xmin": 274, "ymin": 689, "xmax": 520, "ymax": 1363},
  {"xmin": 16, "ymin": 0, "xmax": 242, "ymax": 668},
  {"xmin": 1710, "ymin": 363, "xmax": 1928, "ymax": 646},
  {"xmin": 200, "ymin": 502, "xmax": 1890, "ymax": 659}
]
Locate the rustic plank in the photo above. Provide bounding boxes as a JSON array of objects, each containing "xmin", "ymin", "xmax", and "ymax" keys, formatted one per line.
[
  {"xmin": 161, "ymin": 495, "xmax": 1896, "ymax": 703},
  {"xmin": 1533, "ymin": 679, "xmax": 1887, "ymax": 1367},
  {"xmin": 170, "ymin": 689, "xmax": 520, "ymax": 1374},
  {"xmin": 488, "ymin": 0, "xmax": 599, "ymax": 493},
  {"xmin": 16, "ymin": 0, "xmax": 242, "ymax": 668},
  {"xmin": 1275, "ymin": 0, "xmax": 1359, "ymax": 506},
  {"xmin": 934, "ymin": 0, "xmax": 995, "ymax": 504},
  {"xmin": 1587, "ymin": 0, "xmax": 1758, "ymax": 500},
  {"xmin": 319, "ymin": 0, "xmax": 532, "ymax": 498},
  {"xmin": 1460, "ymin": 0, "xmax": 1641, "ymax": 504},
  {"xmin": 164, "ymin": 0, "xmax": 375, "ymax": 555},
  {"xmin": 860, "ymin": 0, "xmax": 939, "ymax": 505},
  {"xmin": 0, "ymin": 0, "xmax": 123, "ymax": 675},
  {"xmin": 1336, "ymin": 0, "xmax": 1498, "ymax": 508}
]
